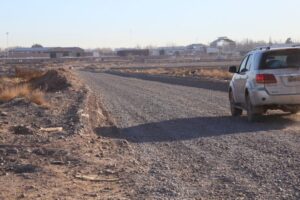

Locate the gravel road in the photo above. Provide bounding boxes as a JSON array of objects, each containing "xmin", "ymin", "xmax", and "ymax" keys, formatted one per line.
[{"xmin": 79, "ymin": 71, "xmax": 300, "ymax": 200}]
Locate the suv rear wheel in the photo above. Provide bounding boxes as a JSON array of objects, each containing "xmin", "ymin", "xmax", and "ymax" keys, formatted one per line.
[
  {"xmin": 282, "ymin": 106, "xmax": 299, "ymax": 114},
  {"xmin": 246, "ymin": 94, "xmax": 261, "ymax": 122},
  {"xmin": 229, "ymin": 90, "xmax": 242, "ymax": 116},
  {"xmin": 289, "ymin": 109, "xmax": 299, "ymax": 114}
]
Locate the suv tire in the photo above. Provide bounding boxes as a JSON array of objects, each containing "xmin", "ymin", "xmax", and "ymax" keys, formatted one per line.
[
  {"xmin": 229, "ymin": 91, "xmax": 242, "ymax": 116},
  {"xmin": 246, "ymin": 94, "xmax": 260, "ymax": 122},
  {"xmin": 289, "ymin": 109, "xmax": 299, "ymax": 114}
]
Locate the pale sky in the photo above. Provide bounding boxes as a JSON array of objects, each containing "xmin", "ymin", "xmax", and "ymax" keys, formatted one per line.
[{"xmin": 0, "ymin": 0, "xmax": 299, "ymax": 49}]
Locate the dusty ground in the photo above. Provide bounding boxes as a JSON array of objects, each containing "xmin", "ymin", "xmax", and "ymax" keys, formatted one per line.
[
  {"xmin": 79, "ymin": 71, "xmax": 300, "ymax": 200},
  {"xmin": 2, "ymin": 61, "xmax": 299, "ymax": 199},
  {"xmin": 0, "ymin": 68, "xmax": 134, "ymax": 199}
]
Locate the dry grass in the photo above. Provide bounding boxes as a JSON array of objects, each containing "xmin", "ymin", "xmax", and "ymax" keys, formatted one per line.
[
  {"xmin": 0, "ymin": 83, "xmax": 48, "ymax": 107},
  {"xmin": 122, "ymin": 67, "xmax": 233, "ymax": 80},
  {"xmin": 0, "ymin": 77, "xmax": 22, "ymax": 91},
  {"xmin": 196, "ymin": 69, "xmax": 232, "ymax": 80},
  {"xmin": 0, "ymin": 67, "xmax": 49, "ymax": 106},
  {"xmin": 15, "ymin": 67, "xmax": 45, "ymax": 81},
  {"xmin": 0, "ymin": 84, "xmax": 31, "ymax": 101}
]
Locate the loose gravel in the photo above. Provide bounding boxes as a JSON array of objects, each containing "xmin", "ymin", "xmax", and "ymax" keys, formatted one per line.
[{"xmin": 80, "ymin": 71, "xmax": 300, "ymax": 200}]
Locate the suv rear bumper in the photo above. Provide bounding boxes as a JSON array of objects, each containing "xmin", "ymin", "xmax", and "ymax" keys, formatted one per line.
[{"xmin": 250, "ymin": 88, "xmax": 300, "ymax": 106}]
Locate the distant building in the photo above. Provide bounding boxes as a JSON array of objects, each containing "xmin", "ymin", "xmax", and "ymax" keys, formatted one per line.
[
  {"xmin": 149, "ymin": 49, "xmax": 161, "ymax": 56},
  {"xmin": 186, "ymin": 44, "xmax": 207, "ymax": 54},
  {"xmin": 148, "ymin": 44, "xmax": 207, "ymax": 56},
  {"xmin": 210, "ymin": 37, "xmax": 236, "ymax": 48},
  {"xmin": 210, "ymin": 37, "xmax": 236, "ymax": 54},
  {"xmin": 9, "ymin": 47, "xmax": 50, "ymax": 58},
  {"xmin": 92, "ymin": 51, "xmax": 100, "ymax": 57},
  {"xmin": 49, "ymin": 47, "xmax": 85, "ymax": 58},
  {"xmin": 116, "ymin": 49, "xmax": 150, "ymax": 57},
  {"xmin": 9, "ymin": 47, "xmax": 85, "ymax": 59},
  {"xmin": 206, "ymin": 47, "xmax": 219, "ymax": 55},
  {"xmin": 158, "ymin": 46, "xmax": 187, "ymax": 56}
]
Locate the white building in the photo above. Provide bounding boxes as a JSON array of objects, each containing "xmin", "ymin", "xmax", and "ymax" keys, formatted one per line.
[
  {"xmin": 206, "ymin": 47, "xmax": 219, "ymax": 54},
  {"xmin": 210, "ymin": 37, "xmax": 236, "ymax": 54}
]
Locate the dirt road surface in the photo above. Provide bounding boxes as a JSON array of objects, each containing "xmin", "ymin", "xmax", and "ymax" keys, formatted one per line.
[{"xmin": 79, "ymin": 71, "xmax": 300, "ymax": 200}]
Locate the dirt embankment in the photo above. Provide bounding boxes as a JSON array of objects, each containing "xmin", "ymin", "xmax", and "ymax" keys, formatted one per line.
[{"xmin": 0, "ymin": 68, "xmax": 133, "ymax": 199}]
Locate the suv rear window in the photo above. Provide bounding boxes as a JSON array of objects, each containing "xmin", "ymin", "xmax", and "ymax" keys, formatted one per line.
[{"xmin": 259, "ymin": 49, "xmax": 300, "ymax": 69}]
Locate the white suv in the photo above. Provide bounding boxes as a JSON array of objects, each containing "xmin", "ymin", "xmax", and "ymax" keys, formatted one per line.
[{"xmin": 229, "ymin": 46, "xmax": 300, "ymax": 121}]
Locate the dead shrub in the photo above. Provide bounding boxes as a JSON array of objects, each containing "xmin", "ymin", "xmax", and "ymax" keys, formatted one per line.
[{"xmin": 30, "ymin": 70, "xmax": 70, "ymax": 92}]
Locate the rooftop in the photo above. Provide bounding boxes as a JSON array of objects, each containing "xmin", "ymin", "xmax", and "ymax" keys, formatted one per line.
[{"xmin": 10, "ymin": 47, "xmax": 84, "ymax": 53}]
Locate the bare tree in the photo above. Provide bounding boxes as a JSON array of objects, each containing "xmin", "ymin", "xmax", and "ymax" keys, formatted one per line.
[{"xmin": 32, "ymin": 44, "xmax": 43, "ymax": 48}]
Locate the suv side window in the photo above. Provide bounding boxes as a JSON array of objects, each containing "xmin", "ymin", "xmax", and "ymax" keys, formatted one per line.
[
  {"xmin": 239, "ymin": 55, "xmax": 249, "ymax": 73},
  {"xmin": 245, "ymin": 54, "xmax": 253, "ymax": 71}
]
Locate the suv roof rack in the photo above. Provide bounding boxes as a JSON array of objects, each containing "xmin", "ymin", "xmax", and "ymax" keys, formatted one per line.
[
  {"xmin": 252, "ymin": 46, "xmax": 271, "ymax": 51},
  {"xmin": 252, "ymin": 44, "xmax": 300, "ymax": 51}
]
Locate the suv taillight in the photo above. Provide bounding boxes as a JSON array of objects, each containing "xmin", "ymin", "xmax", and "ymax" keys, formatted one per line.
[{"xmin": 256, "ymin": 74, "xmax": 277, "ymax": 84}]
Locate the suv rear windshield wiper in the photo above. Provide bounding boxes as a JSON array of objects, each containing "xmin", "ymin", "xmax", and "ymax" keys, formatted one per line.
[{"xmin": 287, "ymin": 65, "xmax": 300, "ymax": 68}]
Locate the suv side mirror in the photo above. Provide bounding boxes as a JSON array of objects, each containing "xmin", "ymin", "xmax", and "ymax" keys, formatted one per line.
[
  {"xmin": 229, "ymin": 66, "xmax": 237, "ymax": 73},
  {"xmin": 240, "ymin": 68, "xmax": 248, "ymax": 73}
]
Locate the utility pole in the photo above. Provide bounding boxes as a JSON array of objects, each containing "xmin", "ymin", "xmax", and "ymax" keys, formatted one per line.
[{"xmin": 6, "ymin": 32, "xmax": 9, "ymax": 58}]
